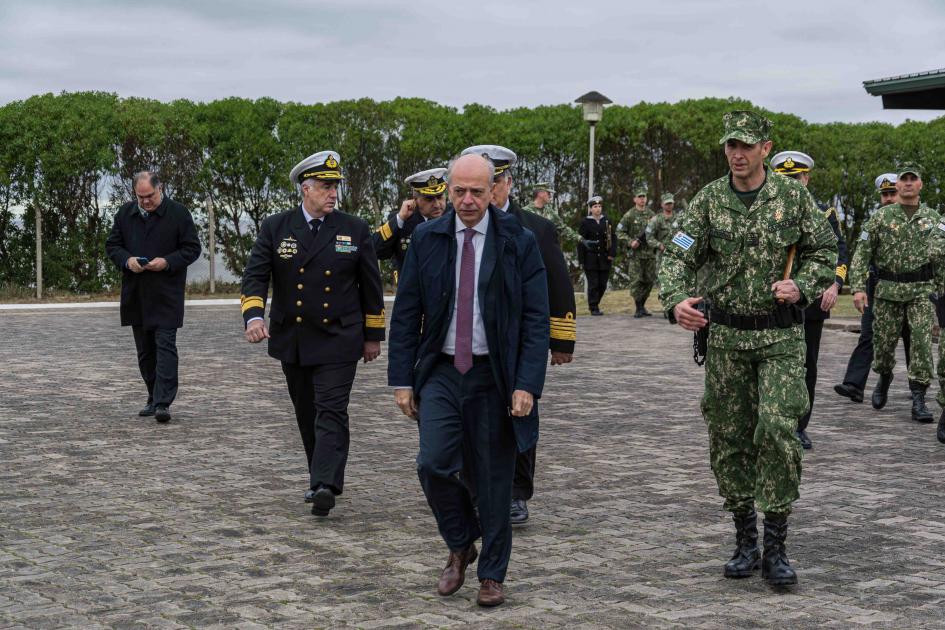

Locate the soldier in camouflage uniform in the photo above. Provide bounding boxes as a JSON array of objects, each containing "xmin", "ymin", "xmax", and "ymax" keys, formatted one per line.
[
  {"xmin": 646, "ymin": 193, "xmax": 679, "ymax": 264},
  {"xmin": 659, "ymin": 111, "xmax": 837, "ymax": 588},
  {"xmin": 524, "ymin": 183, "xmax": 580, "ymax": 243},
  {"xmin": 850, "ymin": 164, "xmax": 938, "ymax": 425},
  {"xmin": 617, "ymin": 187, "xmax": 656, "ymax": 317}
]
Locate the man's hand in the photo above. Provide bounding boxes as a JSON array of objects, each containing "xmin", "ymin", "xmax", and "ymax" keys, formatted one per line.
[
  {"xmin": 363, "ymin": 341, "xmax": 381, "ymax": 363},
  {"xmin": 630, "ymin": 239, "xmax": 640, "ymax": 250},
  {"xmin": 245, "ymin": 319, "xmax": 270, "ymax": 343},
  {"xmin": 127, "ymin": 257, "xmax": 145, "ymax": 273},
  {"xmin": 820, "ymin": 283, "xmax": 840, "ymax": 312},
  {"xmin": 395, "ymin": 388, "xmax": 418, "ymax": 419},
  {"xmin": 771, "ymin": 279, "xmax": 801, "ymax": 304},
  {"xmin": 550, "ymin": 351, "xmax": 572, "ymax": 366},
  {"xmin": 673, "ymin": 297, "xmax": 708, "ymax": 332},
  {"xmin": 659, "ymin": 244, "xmax": 666, "ymax": 252},
  {"xmin": 510, "ymin": 390, "xmax": 534, "ymax": 417},
  {"xmin": 398, "ymin": 199, "xmax": 416, "ymax": 222},
  {"xmin": 144, "ymin": 257, "xmax": 168, "ymax": 272},
  {"xmin": 853, "ymin": 291, "xmax": 868, "ymax": 314}
]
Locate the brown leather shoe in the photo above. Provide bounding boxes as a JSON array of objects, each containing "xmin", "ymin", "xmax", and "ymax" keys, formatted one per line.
[
  {"xmin": 477, "ymin": 579, "xmax": 504, "ymax": 607},
  {"xmin": 436, "ymin": 544, "xmax": 478, "ymax": 596}
]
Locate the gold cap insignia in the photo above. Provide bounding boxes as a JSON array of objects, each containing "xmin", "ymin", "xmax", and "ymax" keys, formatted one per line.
[
  {"xmin": 784, "ymin": 158, "xmax": 795, "ymax": 170},
  {"xmin": 427, "ymin": 175, "xmax": 438, "ymax": 186},
  {"xmin": 325, "ymin": 155, "xmax": 338, "ymax": 169}
]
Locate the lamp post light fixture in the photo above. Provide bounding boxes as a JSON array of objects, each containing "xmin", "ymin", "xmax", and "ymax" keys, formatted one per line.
[{"xmin": 575, "ymin": 90, "xmax": 613, "ymax": 200}]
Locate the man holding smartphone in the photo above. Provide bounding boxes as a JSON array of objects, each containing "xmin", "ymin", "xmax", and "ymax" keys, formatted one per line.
[{"xmin": 105, "ymin": 172, "xmax": 201, "ymax": 423}]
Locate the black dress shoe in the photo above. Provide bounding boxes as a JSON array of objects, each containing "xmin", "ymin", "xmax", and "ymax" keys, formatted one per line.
[
  {"xmin": 155, "ymin": 405, "xmax": 171, "ymax": 423},
  {"xmin": 796, "ymin": 430, "xmax": 812, "ymax": 450},
  {"xmin": 510, "ymin": 499, "xmax": 529, "ymax": 525},
  {"xmin": 311, "ymin": 486, "xmax": 335, "ymax": 516},
  {"xmin": 833, "ymin": 383, "xmax": 864, "ymax": 403},
  {"xmin": 304, "ymin": 489, "xmax": 316, "ymax": 503},
  {"xmin": 138, "ymin": 402, "xmax": 156, "ymax": 417},
  {"xmin": 591, "ymin": 309, "xmax": 604, "ymax": 316}
]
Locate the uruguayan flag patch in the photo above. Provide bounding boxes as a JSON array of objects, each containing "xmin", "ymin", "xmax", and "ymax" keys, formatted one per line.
[
  {"xmin": 671, "ymin": 231, "xmax": 694, "ymax": 251},
  {"xmin": 938, "ymin": 223, "xmax": 945, "ymax": 232},
  {"xmin": 859, "ymin": 230, "xmax": 869, "ymax": 241}
]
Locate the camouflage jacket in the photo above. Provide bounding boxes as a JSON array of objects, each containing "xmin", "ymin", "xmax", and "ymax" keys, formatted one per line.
[
  {"xmin": 616, "ymin": 207, "xmax": 655, "ymax": 257},
  {"xmin": 849, "ymin": 202, "xmax": 942, "ymax": 302},
  {"xmin": 646, "ymin": 212, "xmax": 679, "ymax": 254},
  {"xmin": 658, "ymin": 172, "xmax": 837, "ymax": 350},
  {"xmin": 523, "ymin": 202, "xmax": 580, "ymax": 243}
]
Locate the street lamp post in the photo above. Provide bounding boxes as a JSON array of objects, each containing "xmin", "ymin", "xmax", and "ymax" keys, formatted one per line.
[{"xmin": 575, "ymin": 91, "xmax": 612, "ymax": 200}]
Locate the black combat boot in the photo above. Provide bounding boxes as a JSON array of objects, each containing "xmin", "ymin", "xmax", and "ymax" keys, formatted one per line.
[
  {"xmin": 938, "ymin": 410, "xmax": 945, "ymax": 444},
  {"xmin": 871, "ymin": 373, "xmax": 893, "ymax": 410},
  {"xmin": 633, "ymin": 299, "xmax": 645, "ymax": 318},
  {"xmin": 761, "ymin": 513, "xmax": 797, "ymax": 586},
  {"xmin": 723, "ymin": 510, "xmax": 760, "ymax": 578},
  {"xmin": 909, "ymin": 381, "xmax": 934, "ymax": 423}
]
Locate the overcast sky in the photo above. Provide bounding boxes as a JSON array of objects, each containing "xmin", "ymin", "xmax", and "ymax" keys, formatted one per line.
[{"xmin": 1, "ymin": 0, "xmax": 943, "ymax": 125}]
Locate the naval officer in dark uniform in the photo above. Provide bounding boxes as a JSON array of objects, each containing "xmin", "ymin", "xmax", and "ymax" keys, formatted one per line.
[
  {"xmin": 461, "ymin": 145, "xmax": 576, "ymax": 526},
  {"xmin": 374, "ymin": 167, "xmax": 447, "ymax": 283},
  {"xmin": 240, "ymin": 150, "xmax": 386, "ymax": 517},
  {"xmin": 769, "ymin": 151, "xmax": 847, "ymax": 450}
]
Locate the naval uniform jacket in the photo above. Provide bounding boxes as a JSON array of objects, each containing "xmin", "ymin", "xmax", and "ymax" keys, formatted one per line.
[
  {"xmin": 373, "ymin": 210, "xmax": 430, "ymax": 276},
  {"xmin": 578, "ymin": 215, "xmax": 617, "ymax": 271},
  {"xmin": 507, "ymin": 198, "xmax": 576, "ymax": 354},
  {"xmin": 240, "ymin": 207, "xmax": 386, "ymax": 366},
  {"xmin": 804, "ymin": 203, "xmax": 848, "ymax": 322},
  {"xmin": 105, "ymin": 197, "xmax": 201, "ymax": 330}
]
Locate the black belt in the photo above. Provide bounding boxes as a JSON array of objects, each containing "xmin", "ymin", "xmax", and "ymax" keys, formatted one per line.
[
  {"xmin": 439, "ymin": 353, "xmax": 490, "ymax": 365},
  {"xmin": 875, "ymin": 264, "xmax": 934, "ymax": 283},
  {"xmin": 710, "ymin": 306, "xmax": 802, "ymax": 331}
]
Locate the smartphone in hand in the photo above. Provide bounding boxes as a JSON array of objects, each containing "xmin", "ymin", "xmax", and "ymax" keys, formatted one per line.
[{"xmin": 136, "ymin": 257, "xmax": 150, "ymax": 265}]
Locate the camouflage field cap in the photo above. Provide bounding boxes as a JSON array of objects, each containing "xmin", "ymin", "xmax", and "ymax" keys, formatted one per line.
[
  {"xmin": 898, "ymin": 163, "xmax": 922, "ymax": 179},
  {"xmin": 661, "ymin": 193, "xmax": 675, "ymax": 204},
  {"xmin": 718, "ymin": 110, "xmax": 772, "ymax": 145},
  {"xmin": 633, "ymin": 186, "xmax": 648, "ymax": 197},
  {"xmin": 532, "ymin": 181, "xmax": 555, "ymax": 194}
]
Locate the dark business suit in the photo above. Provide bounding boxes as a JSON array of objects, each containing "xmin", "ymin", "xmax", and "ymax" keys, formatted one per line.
[
  {"xmin": 507, "ymin": 198, "xmax": 576, "ymax": 501},
  {"xmin": 241, "ymin": 206, "xmax": 386, "ymax": 494},
  {"xmin": 105, "ymin": 196, "xmax": 201, "ymax": 407},
  {"xmin": 388, "ymin": 206, "xmax": 549, "ymax": 582}
]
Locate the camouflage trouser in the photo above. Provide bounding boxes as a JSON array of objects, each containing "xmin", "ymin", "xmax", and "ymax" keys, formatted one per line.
[
  {"xmin": 628, "ymin": 255, "xmax": 656, "ymax": 303},
  {"xmin": 872, "ymin": 297, "xmax": 933, "ymax": 385},
  {"xmin": 701, "ymin": 337, "xmax": 807, "ymax": 515}
]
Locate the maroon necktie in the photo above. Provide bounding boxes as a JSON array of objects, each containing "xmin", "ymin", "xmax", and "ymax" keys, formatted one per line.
[{"xmin": 454, "ymin": 228, "xmax": 475, "ymax": 374}]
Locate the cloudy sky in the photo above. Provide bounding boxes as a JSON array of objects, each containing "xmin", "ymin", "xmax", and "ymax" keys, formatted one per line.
[{"xmin": 1, "ymin": 0, "xmax": 943, "ymax": 125}]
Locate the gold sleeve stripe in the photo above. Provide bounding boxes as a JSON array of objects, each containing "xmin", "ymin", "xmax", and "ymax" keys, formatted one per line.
[
  {"xmin": 376, "ymin": 223, "xmax": 393, "ymax": 241},
  {"xmin": 241, "ymin": 297, "xmax": 265, "ymax": 314},
  {"xmin": 550, "ymin": 328, "xmax": 577, "ymax": 341},
  {"xmin": 835, "ymin": 264, "xmax": 848, "ymax": 281},
  {"xmin": 550, "ymin": 313, "xmax": 577, "ymax": 341},
  {"xmin": 365, "ymin": 309, "xmax": 386, "ymax": 328}
]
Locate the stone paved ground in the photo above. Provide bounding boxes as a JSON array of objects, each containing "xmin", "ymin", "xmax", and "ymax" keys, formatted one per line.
[{"xmin": 2, "ymin": 305, "xmax": 945, "ymax": 629}]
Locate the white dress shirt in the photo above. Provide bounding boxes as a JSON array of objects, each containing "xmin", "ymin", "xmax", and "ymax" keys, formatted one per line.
[
  {"xmin": 498, "ymin": 199, "xmax": 510, "ymax": 213},
  {"xmin": 442, "ymin": 212, "xmax": 490, "ymax": 356}
]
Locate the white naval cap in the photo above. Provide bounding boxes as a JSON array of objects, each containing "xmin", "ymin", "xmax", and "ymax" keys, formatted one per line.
[
  {"xmin": 289, "ymin": 150, "xmax": 344, "ymax": 186},
  {"xmin": 460, "ymin": 145, "xmax": 518, "ymax": 176},
  {"xmin": 405, "ymin": 167, "xmax": 448, "ymax": 196},
  {"xmin": 587, "ymin": 195, "xmax": 603, "ymax": 206},
  {"xmin": 770, "ymin": 151, "xmax": 814, "ymax": 175},
  {"xmin": 875, "ymin": 173, "xmax": 898, "ymax": 192}
]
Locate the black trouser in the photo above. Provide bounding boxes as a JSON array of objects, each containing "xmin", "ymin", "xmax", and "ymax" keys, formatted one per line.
[
  {"xmin": 132, "ymin": 326, "xmax": 178, "ymax": 406},
  {"xmin": 585, "ymin": 268, "xmax": 610, "ymax": 311},
  {"xmin": 281, "ymin": 361, "xmax": 358, "ymax": 494},
  {"xmin": 513, "ymin": 446, "xmax": 536, "ymax": 501},
  {"xmin": 799, "ymin": 319, "xmax": 823, "ymax": 433},
  {"xmin": 417, "ymin": 358, "xmax": 517, "ymax": 583},
  {"xmin": 841, "ymin": 278, "xmax": 911, "ymax": 391}
]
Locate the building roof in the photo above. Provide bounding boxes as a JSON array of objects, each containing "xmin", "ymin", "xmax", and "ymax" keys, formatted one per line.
[{"xmin": 863, "ymin": 68, "xmax": 945, "ymax": 109}]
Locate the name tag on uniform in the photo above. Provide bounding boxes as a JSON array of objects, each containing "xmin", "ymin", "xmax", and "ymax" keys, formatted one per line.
[
  {"xmin": 335, "ymin": 234, "xmax": 358, "ymax": 253},
  {"xmin": 671, "ymin": 231, "xmax": 694, "ymax": 251}
]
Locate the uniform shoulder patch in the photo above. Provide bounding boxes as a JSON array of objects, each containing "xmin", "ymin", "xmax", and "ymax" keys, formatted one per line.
[{"xmin": 671, "ymin": 231, "xmax": 694, "ymax": 251}]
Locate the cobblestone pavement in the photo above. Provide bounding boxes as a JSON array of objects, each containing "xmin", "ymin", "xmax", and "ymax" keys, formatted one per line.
[{"xmin": 2, "ymin": 305, "xmax": 945, "ymax": 629}]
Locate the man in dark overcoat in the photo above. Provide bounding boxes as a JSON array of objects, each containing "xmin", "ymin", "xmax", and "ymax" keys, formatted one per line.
[{"xmin": 105, "ymin": 171, "xmax": 201, "ymax": 423}]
